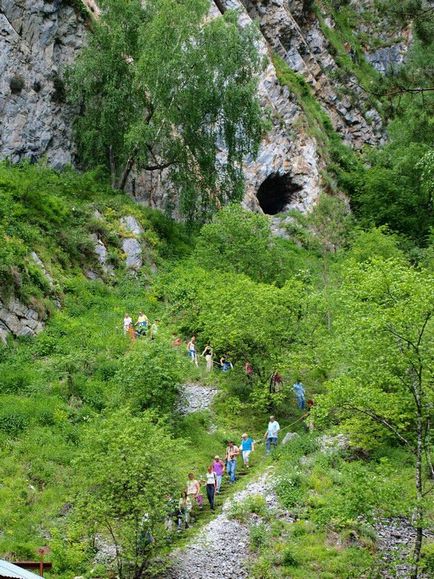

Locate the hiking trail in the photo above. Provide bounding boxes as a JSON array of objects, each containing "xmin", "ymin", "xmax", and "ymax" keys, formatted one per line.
[{"xmin": 164, "ymin": 468, "xmax": 293, "ymax": 578}]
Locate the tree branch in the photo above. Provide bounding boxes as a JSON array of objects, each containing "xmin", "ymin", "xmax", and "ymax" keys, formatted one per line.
[
  {"xmin": 341, "ymin": 403, "xmax": 412, "ymax": 449},
  {"xmin": 143, "ymin": 161, "xmax": 175, "ymax": 171}
]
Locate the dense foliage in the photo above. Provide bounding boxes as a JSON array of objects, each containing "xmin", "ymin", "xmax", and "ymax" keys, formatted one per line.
[{"xmin": 68, "ymin": 0, "xmax": 263, "ymax": 220}]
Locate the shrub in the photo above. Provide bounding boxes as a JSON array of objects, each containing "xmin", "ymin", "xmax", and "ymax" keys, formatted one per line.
[
  {"xmin": 249, "ymin": 522, "xmax": 269, "ymax": 551},
  {"xmin": 10, "ymin": 75, "xmax": 25, "ymax": 94},
  {"xmin": 282, "ymin": 547, "xmax": 299, "ymax": 567}
]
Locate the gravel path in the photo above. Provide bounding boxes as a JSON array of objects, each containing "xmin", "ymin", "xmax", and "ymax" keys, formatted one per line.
[{"xmin": 165, "ymin": 470, "xmax": 278, "ymax": 579}]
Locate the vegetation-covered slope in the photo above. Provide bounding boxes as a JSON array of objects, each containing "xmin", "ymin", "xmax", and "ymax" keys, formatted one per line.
[{"xmin": 0, "ymin": 162, "xmax": 433, "ymax": 577}]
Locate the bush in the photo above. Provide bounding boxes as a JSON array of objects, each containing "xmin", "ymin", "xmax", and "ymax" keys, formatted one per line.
[
  {"xmin": 249, "ymin": 522, "xmax": 269, "ymax": 551},
  {"xmin": 282, "ymin": 547, "xmax": 299, "ymax": 567},
  {"xmin": 10, "ymin": 75, "xmax": 25, "ymax": 94},
  {"xmin": 109, "ymin": 340, "xmax": 184, "ymax": 414}
]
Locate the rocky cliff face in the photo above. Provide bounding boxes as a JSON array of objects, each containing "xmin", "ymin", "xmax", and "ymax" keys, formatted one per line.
[
  {"xmin": 0, "ymin": 0, "xmax": 87, "ymax": 167},
  {"xmin": 0, "ymin": 0, "xmax": 408, "ymax": 215}
]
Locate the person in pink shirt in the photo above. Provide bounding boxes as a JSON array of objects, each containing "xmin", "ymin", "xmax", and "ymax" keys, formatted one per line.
[{"xmin": 212, "ymin": 455, "xmax": 225, "ymax": 494}]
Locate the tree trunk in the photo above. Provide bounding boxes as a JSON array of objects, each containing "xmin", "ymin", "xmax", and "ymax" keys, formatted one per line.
[
  {"xmin": 117, "ymin": 156, "xmax": 135, "ymax": 192},
  {"xmin": 214, "ymin": 0, "xmax": 227, "ymax": 14},
  {"xmin": 412, "ymin": 402, "xmax": 424, "ymax": 578}
]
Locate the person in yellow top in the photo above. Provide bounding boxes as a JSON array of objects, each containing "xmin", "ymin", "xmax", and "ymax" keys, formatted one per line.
[{"xmin": 136, "ymin": 312, "xmax": 149, "ymax": 336}]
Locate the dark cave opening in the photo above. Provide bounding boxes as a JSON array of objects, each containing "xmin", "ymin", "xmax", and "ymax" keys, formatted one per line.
[{"xmin": 256, "ymin": 173, "xmax": 301, "ymax": 215}]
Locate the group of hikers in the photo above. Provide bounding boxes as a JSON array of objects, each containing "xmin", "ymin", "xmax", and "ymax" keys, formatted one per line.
[
  {"xmin": 170, "ymin": 421, "xmax": 284, "ymax": 531},
  {"xmin": 121, "ymin": 314, "xmax": 313, "ymax": 538},
  {"xmin": 183, "ymin": 336, "xmax": 234, "ymax": 372},
  {"xmin": 123, "ymin": 312, "xmax": 159, "ymax": 341},
  {"xmin": 122, "ymin": 315, "xmax": 309, "ymax": 409}
]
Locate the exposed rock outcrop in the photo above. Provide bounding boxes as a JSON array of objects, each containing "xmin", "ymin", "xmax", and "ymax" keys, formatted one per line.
[
  {"xmin": 0, "ymin": 297, "xmax": 44, "ymax": 343},
  {"xmin": 177, "ymin": 383, "xmax": 219, "ymax": 415},
  {"xmin": 120, "ymin": 215, "xmax": 144, "ymax": 271},
  {"xmin": 0, "ymin": 0, "xmax": 87, "ymax": 167}
]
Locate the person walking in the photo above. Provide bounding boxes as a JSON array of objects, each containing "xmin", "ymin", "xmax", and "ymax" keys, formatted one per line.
[
  {"xmin": 123, "ymin": 313, "xmax": 132, "ymax": 335},
  {"xmin": 264, "ymin": 415, "xmax": 280, "ymax": 454},
  {"xmin": 220, "ymin": 356, "xmax": 233, "ymax": 372},
  {"xmin": 186, "ymin": 472, "xmax": 202, "ymax": 509},
  {"xmin": 187, "ymin": 336, "xmax": 198, "ymax": 367},
  {"xmin": 205, "ymin": 466, "xmax": 217, "ymax": 511},
  {"xmin": 150, "ymin": 319, "xmax": 159, "ymax": 340},
  {"xmin": 244, "ymin": 361, "xmax": 253, "ymax": 381},
  {"xmin": 202, "ymin": 345, "xmax": 213, "ymax": 372},
  {"xmin": 225, "ymin": 441, "xmax": 239, "ymax": 483},
  {"xmin": 136, "ymin": 312, "xmax": 149, "ymax": 336},
  {"xmin": 240, "ymin": 433, "xmax": 255, "ymax": 469},
  {"xmin": 293, "ymin": 379, "xmax": 306, "ymax": 410},
  {"xmin": 212, "ymin": 456, "xmax": 225, "ymax": 493},
  {"xmin": 270, "ymin": 371, "xmax": 283, "ymax": 394},
  {"xmin": 177, "ymin": 492, "xmax": 192, "ymax": 531}
]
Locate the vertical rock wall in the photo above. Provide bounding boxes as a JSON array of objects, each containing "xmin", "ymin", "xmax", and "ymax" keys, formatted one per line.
[{"xmin": 0, "ymin": 0, "xmax": 87, "ymax": 167}]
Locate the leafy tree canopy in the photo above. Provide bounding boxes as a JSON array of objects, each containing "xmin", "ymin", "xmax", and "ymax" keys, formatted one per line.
[{"xmin": 68, "ymin": 0, "xmax": 263, "ymax": 221}]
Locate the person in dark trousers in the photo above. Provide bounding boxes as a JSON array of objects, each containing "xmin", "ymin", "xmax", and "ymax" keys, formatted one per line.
[{"xmin": 205, "ymin": 466, "xmax": 217, "ymax": 511}]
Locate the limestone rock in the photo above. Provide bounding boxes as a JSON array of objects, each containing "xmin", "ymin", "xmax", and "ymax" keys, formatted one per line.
[
  {"xmin": 177, "ymin": 383, "xmax": 218, "ymax": 415},
  {"xmin": 31, "ymin": 251, "xmax": 54, "ymax": 288},
  {"xmin": 282, "ymin": 431, "xmax": 299, "ymax": 445},
  {"xmin": 0, "ymin": 0, "xmax": 87, "ymax": 166},
  {"xmin": 319, "ymin": 433, "xmax": 350, "ymax": 453},
  {"xmin": 0, "ymin": 296, "xmax": 44, "ymax": 342},
  {"xmin": 120, "ymin": 215, "xmax": 143, "ymax": 236},
  {"xmin": 122, "ymin": 237, "xmax": 142, "ymax": 271}
]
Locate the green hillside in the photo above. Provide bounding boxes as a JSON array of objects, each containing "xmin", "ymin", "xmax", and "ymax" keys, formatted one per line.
[
  {"xmin": 0, "ymin": 1, "xmax": 433, "ymax": 578},
  {"xmin": 0, "ymin": 163, "xmax": 433, "ymax": 577}
]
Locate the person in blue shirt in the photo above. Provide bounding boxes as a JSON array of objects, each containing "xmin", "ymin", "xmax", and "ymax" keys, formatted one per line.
[
  {"xmin": 293, "ymin": 380, "xmax": 306, "ymax": 410},
  {"xmin": 264, "ymin": 416, "xmax": 280, "ymax": 454},
  {"xmin": 240, "ymin": 433, "xmax": 255, "ymax": 468}
]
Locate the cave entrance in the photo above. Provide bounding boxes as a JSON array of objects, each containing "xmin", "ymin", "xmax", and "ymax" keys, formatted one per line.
[{"xmin": 256, "ymin": 173, "xmax": 301, "ymax": 215}]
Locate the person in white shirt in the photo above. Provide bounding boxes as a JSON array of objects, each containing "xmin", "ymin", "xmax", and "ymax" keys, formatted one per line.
[
  {"xmin": 264, "ymin": 415, "xmax": 280, "ymax": 454},
  {"xmin": 123, "ymin": 313, "xmax": 132, "ymax": 334}
]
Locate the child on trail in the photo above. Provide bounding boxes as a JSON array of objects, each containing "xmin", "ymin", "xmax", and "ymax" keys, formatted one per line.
[
  {"xmin": 187, "ymin": 337, "xmax": 198, "ymax": 367},
  {"xmin": 150, "ymin": 319, "xmax": 159, "ymax": 340},
  {"xmin": 177, "ymin": 492, "xmax": 192, "ymax": 531},
  {"xmin": 225, "ymin": 441, "xmax": 239, "ymax": 483},
  {"xmin": 212, "ymin": 456, "xmax": 225, "ymax": 494},
  {"xmin": 202, "ymin": 345, "xmax": 213, "ymax": 372},
  {"xmin": 264, "ymin": 415, "xmax": 280, "ymax": 454},
  {"xmin": 172, "ymin": 334, "xmax": 182, "ymax": 347},
  {"xmin": 293, "ymin": 379, "xmax": 306, "ymax": 409},
  {"xmin": 240, "ymin": 433, "xmax": 255, "ymax": 468},
  {"xmin": 123, "ymin": 313, "xmax": 132, "ymax": 335},
  {"xmin": 127, "ymin": 324, "xmax": 136, "ymax": 342},
  {"xmin": 205, "ymin": 466, "xmax": 217, "ymax": 511},
  {"xmin": 186, "ymin": 472, "xmax": 202, "ymax": 509}
]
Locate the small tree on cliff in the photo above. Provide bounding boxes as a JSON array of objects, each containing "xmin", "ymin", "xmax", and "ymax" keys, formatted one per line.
[{"xmin": 68, "ymin": 0, "xmax": 263, "ymax": 220}]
